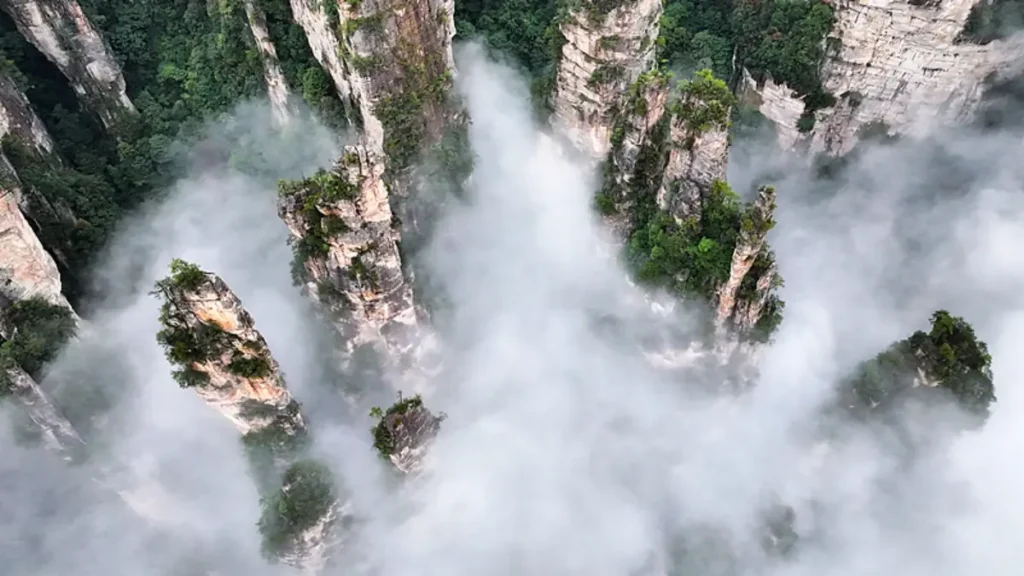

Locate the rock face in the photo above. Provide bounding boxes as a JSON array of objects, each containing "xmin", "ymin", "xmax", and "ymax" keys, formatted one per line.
[
  {"xmin": 0, "ymin": 71, "xmax": 54, "ymax": 156},
  {"xmin": 551, "ymin": 0, "xmax": 662, "ymax": 159},
  {"xmin": 152, "ymin": 260, "xmax": 306, "ymax": 437},
  {"xmin": 242, "ymin": 0, "xmax": 298, "ymax": 125},
  {"xmin": 0, "ymin": 189, "xmax": 71, "ymax": 313},
  {"xmin": 714, "ymin": 185, "xmax": 777, "ymax": 337},
  {"xmin": 657, "ymin": 70, "xmax": 733, "ymax": 223},
  {"xmin": 2, "ymin": 363, "xmax": 84, "ymax": 459},
  {"xmin": 278, "ymin": 147, "xmax": 430, "ymax": 374},
  {"xmin": 371, "ymin": 394, "xmax": 443, "ymax": 474},
  {"xmin": 288, "ymin": 0, "xmax": 456, "ymax": 162},
  {"xmin": 742, "ymin": 0, "xmax": 1024, "ymax": 155},
  {"xmin": 0, "ymin": 0, "xmax": 136, "ymax": 129}
]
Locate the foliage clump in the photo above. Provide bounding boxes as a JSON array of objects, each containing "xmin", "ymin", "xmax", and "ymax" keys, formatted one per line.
[
  {"xmin": 671, "ymin": 69, "xmax": 736, "ymax": 146},
  {"xmin": 278, "ymin": 168, "xmax": 359, "ymax": 281},
  {"xmin": 0, "ymin": 298, "xmax": 77, "ymax": 395},
  {"xmin": 843, "ymin": 311, "xmax": 996, "ymax": 420},
  {"xmin": 369, "ymin": 393, "xmax": 445, "ymax": 460},
  {"xmin": 257, "ymin": 459, "xmax": 336, "ymax": 560},
  {"xmin": 152, "ymin": 260, "xmax": 232, "ymax": 388}
]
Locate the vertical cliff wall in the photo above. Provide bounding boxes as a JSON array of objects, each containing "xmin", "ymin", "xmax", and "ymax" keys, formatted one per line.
[
  {"xmin": 742, "ymin": 0, "xmax": 1024, "ymax": 155},
  {"xmin": 2, "ymin": 363, "xmax": 84, "ymax": 459},
  {"xmin": 550, "ymin": 0, "xmax": 662, "ymax": 159},
  {"xmin": 0, "ymin": 190, "xmax": 70, "ymax": 312},
  {"xmin": 657, "ymin": 70, "xmax": 734, "ymax": 224},
  {"xmin": 243, "ymin": 0, "xmax": 299, "ymax": 124},
  {"xmin": 0, "ymin": 0, "xmax": 136, "ymax": 130},
  {"xmin": 278, "ymin": 147, "xmax": 435, "ymax": 381}
]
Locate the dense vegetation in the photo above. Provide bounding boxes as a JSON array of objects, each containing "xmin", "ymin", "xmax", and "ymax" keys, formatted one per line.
[
  {"xmin": 258, "ymin": 459, "xmax": 337, "ymax": 560},
  {"xmin": 842, "ymin": 310, "xmax": 996, "ymax": 420},
  {"xmin": 0, "ymin": 298, "xmax": 77, "ymax": 395},
  {"xmin": 0, "ymin": 0, "xmax": 346, "ymax": 305}
]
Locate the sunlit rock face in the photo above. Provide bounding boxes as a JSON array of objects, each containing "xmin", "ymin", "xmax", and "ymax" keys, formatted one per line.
[
  {"xmin": 372, "ymin": 394, "xmax": 443, "ymax": 474},
  {"xmin": 0, "ymin": 190, "xmax": 71, "ymax": 314},
  {"xmin": 152, "ymin": 262, "xmax": 307, "ymax": 437},
  {"xmin": 0, "ymin": 0, "xmax": 136, "ymax": 129},
  {"xmin": 551, "ymin": 0, "xmax": 662, "ymax": 159},
  {"xmin": 242, "ymin": 0, "xmax": 298, "ymax": 125},
  {"xmin": 741, "ymin": 0, "xmax": 1024, "ymax": 155}
]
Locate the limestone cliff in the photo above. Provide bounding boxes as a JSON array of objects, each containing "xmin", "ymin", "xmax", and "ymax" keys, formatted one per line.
[
  {"xmin": 599, "ymin": 69, "xmax": 669, "ymax": 236},
  {"xmin": 243, "ymin": 0, "xmax": 299, "ymax": 125},
  {"xmin": 0, "ymin": 189, "xmax": 70, "ymax": 312},
  {"xmin": 2, "ymin": 363, "xmax": 84, "ymax": 460},
  {"xmin": 288, "ymin": 0, "xmax": 456, "ymax": 164},
  {"xmin": 152, "ymin": 260, "xmax": 307, "ymax": 437},
  {"xmin": 714, "ymin": 185, "xmax": 778, "ymax": 338},
  {"xmin": 0, "ymin": 71, "xmax": 54, "ymax": 157},
  {"xmin": 657, "ymin": 70, "xmax": 733, "ymax": 224},
  {"xmin": 0, "ymin": 0, "xmax": 136, "ymax": 129},
  {"xmin": 153, "ymin": 260, "xmax": 351, "ymax": 570},
  {"xmin": 278, "ymin": 147, "xmax": 435, "ymax": 378},
  {"xmin": 550, "ymin": 0, "xmax": 662, "ymax": 159},
  {"xmin": 371, "ymin": 394, "xmax": 443, "ymax": 474},
  {"xmin": 741, "ymin": 0, "xmax": 1024, "ymax": 155}
]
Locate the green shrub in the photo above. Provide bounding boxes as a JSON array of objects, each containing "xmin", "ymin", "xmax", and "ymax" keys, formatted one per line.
[
  {"xmin": 0, "ymin": 298, "xmax": 77, "ymax": 395},
  {"xmin": 258, "ymin": 459, "xmax": 336, "ymax": 560}
]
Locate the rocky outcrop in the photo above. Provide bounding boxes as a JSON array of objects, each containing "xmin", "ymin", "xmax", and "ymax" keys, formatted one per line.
[
  {"xmin": 0, "ymin": 189, "xmax": 71, "ymax": 313},
  {"xmin": 243, "ymin": 0, "xmax": 299, "ymax": 125},
  {"xmin": 0, "ymin": 71, "xmax": 54, "ymax": 156},
  {"xmin": 2, "ymin": 363, "xmax": 84, "ymax": 459},
  {"xmin": 551, "ymin": 0, "xmax": 662, "ymax": 159},
  {"xmin": 278, "ymin": 147, "xmax": 435, "ymax": 378},
  {"xmin": 599, "ymin": 69, "xmax": 669, "ymax": 235},
  {"xmin": 714, "ymin": 185, "xmax": 777, "ymax": 337},
  {"xmin": 153, "ymin": 260, "xmax": 351, "ymax": 570},
  {"xmin": 0, "ymin": 0, "xmax": 136, "ymax": 130},
  {"xmin": 152, "ymin": 260, "xmax": 306, "ymax": 437},
  {"xmin": 741, "ymin": 0, "xmax": 1024, "ymax": 155},
  {"xmin": 657, "ymin": 70, "xmax": 733, "ymax": 223},
  {"xmin": 371, "ymin": 394, "xmax": 443, "ymax": 474},
  {"xmin": 288, "ymin": 0, "xmax": 456, "ymax": 164}
]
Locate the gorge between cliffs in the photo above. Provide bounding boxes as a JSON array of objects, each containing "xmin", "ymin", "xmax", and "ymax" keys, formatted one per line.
[{"xmin": 1, "ymin": 0, "xmax": 1024, "ymax": 575}]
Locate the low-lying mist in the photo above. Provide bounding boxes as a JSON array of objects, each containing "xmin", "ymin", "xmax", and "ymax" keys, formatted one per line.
[{"xmin": 2, "ymin": 44, "xmax": 1023, "ymax": 576}]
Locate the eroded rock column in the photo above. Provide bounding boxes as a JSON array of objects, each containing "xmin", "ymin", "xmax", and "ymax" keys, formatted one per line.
[
  {"xmin": 153, "ymin": 259, "xmax": 347, "ymax": 571},
  {"xmin": 370, "ymin": 393, "xmax": 443, "ymax": 474},
  {"xmin": 152, "ymin": 259, "xmax": 306, "ymax": 436},
  {"xmin": 278, "ymin": 147, "xmax": 434, "ymax": 376},
  {"xmin": 550, "ymin": 0, "xmax": 662, "ymax": 159},
  {"xmin": 0, "ymin": 0, "xmax": 136, "ymax": 129},
  {"xmin": 243, "ymin": 0, "xmax": 299, "ymax": 125},
  {"xmin": 657, "ymin": 70, "xmax": 734, "ymax": 223}
]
